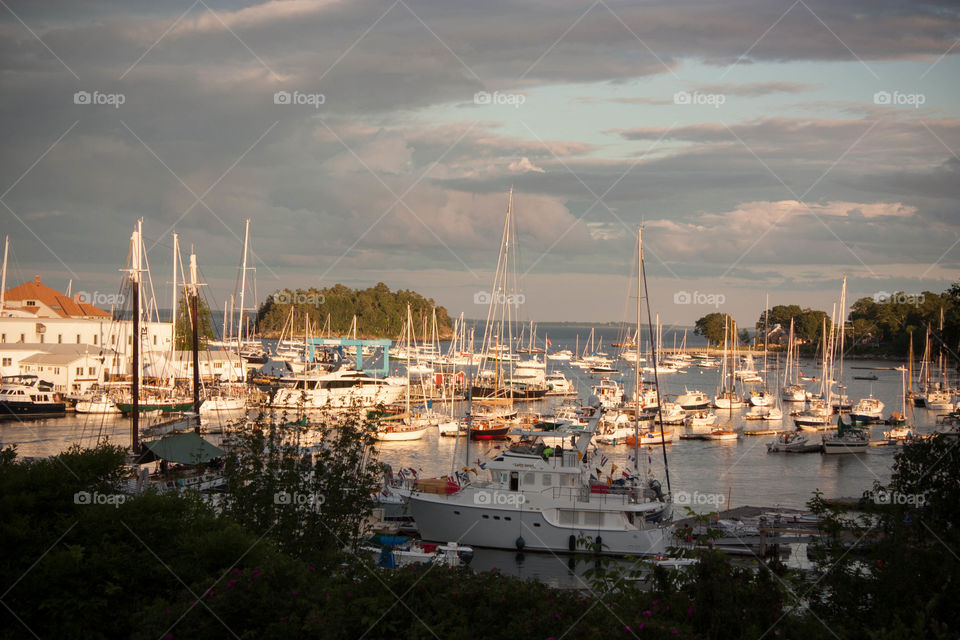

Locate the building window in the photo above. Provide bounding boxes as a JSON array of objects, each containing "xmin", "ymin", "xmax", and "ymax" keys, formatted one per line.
[
  {"xmin": 111, "ymin": 336, "xmax": 116, "ymax": 345},
  {"xmin": 76, "ymin": 367, "xmax": 83, "ymax": 376},
  {"xmin": 2, "ymin": 358, "xmax": 11, "ymax": 367},
  {"xmin": 88, "ymin": 367, "xmax": 96, "ymax": 375},
  {"xmin": 58, "ymin": 334, "xmax": 63, "ymax": 344},
  {"xmin": 1, "ymin": 334, "xmax": 5, "ymax": 343},
  {"xmin": 39, "ymin": 335, "xmax": 44, "ymax": 344},
  {"xmin": 153, "ymin": 335, "xmax": 157, "ymax": 345},
  {"xmin": 93, "ymin": 335, "xmax": 97, "ymax": 345},
  {"xmin": 20, "ymin": 334, "xmax": 25, "ymax": 342},
  {"xmin": 25, "ymin": 300, "xmax": 36, "ymax": 306},
  {"xmin": 76, "ymin": 334, "xmax": 81, "ymax": 344}
]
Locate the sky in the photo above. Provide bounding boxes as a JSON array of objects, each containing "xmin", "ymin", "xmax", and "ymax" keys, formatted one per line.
[{"xmin": 1, "ymin": 0, "xmax": 958, "ymax": 328}]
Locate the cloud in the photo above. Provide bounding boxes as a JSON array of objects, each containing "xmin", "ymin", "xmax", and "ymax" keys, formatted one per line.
[{"xmin": 508, "ymin": 157, "xmax": 545, "ymax": 173}]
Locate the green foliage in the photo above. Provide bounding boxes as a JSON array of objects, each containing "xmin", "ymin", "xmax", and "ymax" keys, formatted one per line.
[
  {"xmin": 220, "ymin": 411, "xmax": 380, "ymax": 566},
  {"xmin": 174, "ymin": 291, "xmax": 215, "ymax": 350},
  {"xmin": 806, "ymin": 435, "xmax": 960, "ymax": 638},
  {"xmin": 693, "ymin": 312, "xmax": 733, "ymax": 346},
  {"xmin": 256, "ymin": 282, "xmax": 453, "ymax": 339},
  {"xmin": 757, "ymin": 304, "xmax": 831, "ymax": 343},
  {"xmin": 848, "ymin": 285, "xmax": 960, "ymax": 355}
]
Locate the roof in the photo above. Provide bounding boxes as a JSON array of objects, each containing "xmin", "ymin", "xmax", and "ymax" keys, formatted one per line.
[
  {"xmin": 19, "ymin": 352, "xmax": 102, "ymax": 365},
  {"xmin": 3, "ymin": 276, "xmax": 110, "ymax": 318},
  {"xmin": 138, "ymin": 431, "xmax": 225, "ymax": 465},
  {"xmin": 0, "ymin": 344, "xmax": 117, "ymax": 355}
]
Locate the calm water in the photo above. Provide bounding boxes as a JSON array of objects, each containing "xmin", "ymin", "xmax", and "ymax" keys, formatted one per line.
[{"xmin": 2, "ymin": 324, "xmax": 936, "ymax": 586}]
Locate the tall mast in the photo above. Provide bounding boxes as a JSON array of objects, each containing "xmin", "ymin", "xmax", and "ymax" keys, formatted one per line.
[
  {"xmin": 130, "ymin": 223, "xmax": 142, "ymax": 455},
  {"xmin": 634, "ymin": 227, "xmax": 642, "ymax": 473},
  {"xmin": 0, "ymin": 235, "xmax": 8, "ymax": 314},
  {"xmin": 189, "ymin": 250, "xmax": 201, "ymax": 432},
  {"xmin": 170, "ymin": 232, "xmax": 179, "ymax": 359},
  {"xmin": 237, "ymin": 219, "xmax": 250, "ymax": 345},
  {"xmin": 639, "ymin": 227, "xmax": 671, "ymax": 495}
]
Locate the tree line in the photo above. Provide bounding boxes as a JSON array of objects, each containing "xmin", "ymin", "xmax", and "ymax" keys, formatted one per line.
[
  {"xmin": 256, "ymin": 282, "xmax": 454, "ymax": 340},
  {"xmin": 693, "ymin": 281, "xmax": 960, "ymax": 355}
]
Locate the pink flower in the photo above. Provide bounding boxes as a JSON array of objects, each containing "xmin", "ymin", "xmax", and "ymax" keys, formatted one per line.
[
  {"xmin": 226, "ymin": 579, "xmax": 239, "ymax": 589},
  {"xmin": 687, "ymin": 605, "xmax": 695, "ymax": 617},
  {"xmin": 642, "ymin": 610, "xmax": 653, "ymax": 618},
  {"xmin": 230, "ymin": 568, "xmax": 240, "ymax": 575}
]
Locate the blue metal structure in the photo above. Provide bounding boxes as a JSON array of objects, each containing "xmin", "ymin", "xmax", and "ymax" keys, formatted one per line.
[{"xmin": 304, "ymin": 338, "xmax": 393, "ymax": 376}]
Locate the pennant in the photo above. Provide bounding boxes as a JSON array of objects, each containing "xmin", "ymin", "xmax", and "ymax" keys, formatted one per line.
[
  {"xmin": 622, "ymin": 471, "xmax": 630, "ymax": 478},
  {"xmin": 610, "ymin": 464, "xmax": 618, "ymax": 473},
  {"xmin": 576, "ymin": 451, "xmax": 583, "ymax": 461},
  {"xmin": 470, "ymin": 467, "xmax": 478, "ymax": 474},
  {"xmin": 600, "ymin": 454, "xmax": 609, "ymax": 467},
  {"xmin": 479, "ymin": 462, "xmax": 487, "ymax": 470}
]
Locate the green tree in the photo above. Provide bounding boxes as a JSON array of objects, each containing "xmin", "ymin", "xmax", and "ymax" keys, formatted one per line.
[
  {"xmin": 174, "ymin": 291, "xmax": 215, "ymax": 350},
  {"xmin": 807, "ymin": 435, "xmax": 960, "ymax": 638},
  {"xmin": 694, "ymin": 313, "xmax": 733, "ymax": 346}
]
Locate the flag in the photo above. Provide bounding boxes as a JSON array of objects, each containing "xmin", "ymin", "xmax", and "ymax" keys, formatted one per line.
[
  {"xmin": 610, "ymin": 464, "xmax": 618, "ymax": 473},
  {"xmin": 600, "ymin": 454, "xmax": 609, "ymax": 467},
  {"xmin": 546, "ymin": 337, "xmax": 553, "ymax": 347},
  {"xmin": 479, "ymin": 462, "xmax": 487, "ymax": 470},
  {"xmin": 576, "ymin": 451, "xmax": 583, "ymax": 461},
  {"xmin": 622, "ymin": 471, "xmax": 630, "ymax": 478}
]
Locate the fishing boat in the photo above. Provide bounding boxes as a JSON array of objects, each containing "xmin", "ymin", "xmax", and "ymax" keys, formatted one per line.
[{"xmin": 0, "ymin": 375, "xmax": 66, "ymax": 419}]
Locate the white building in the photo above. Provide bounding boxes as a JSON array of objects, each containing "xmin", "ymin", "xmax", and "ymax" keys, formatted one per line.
[
  {"xmin": 143, "ymin": 350, "xmax": 245, "ymax": 383},
  {"xmin": 0, "ymin": 344, "xmax": 121, "ymax": 394}
]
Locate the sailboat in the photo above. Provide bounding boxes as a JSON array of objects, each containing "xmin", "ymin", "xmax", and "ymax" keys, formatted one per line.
[
  {"xmin": 373, "ymin": 306, "xmax": 428, "ymax": 442},
  {"xmin": 714, "ymin": 318, "xmax": 744, "ymax": 409},
  {"xmin": 780, "ymin": 319, "xmax": 806, "ymax": 402}
]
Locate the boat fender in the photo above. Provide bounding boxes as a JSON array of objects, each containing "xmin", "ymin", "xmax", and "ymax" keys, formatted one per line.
[
  {"xmin": 515, "ymin": 536, "xmax": 525, "ymax": 551},
  {"xmin": 568, "ymin": 535, "xmax": 577, "ymax": 551}
]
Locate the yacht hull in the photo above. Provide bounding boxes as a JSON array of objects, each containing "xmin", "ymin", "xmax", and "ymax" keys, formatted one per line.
[{"xmin": 408, "ymin": 493, "xmax": 669, "ymax": 556}]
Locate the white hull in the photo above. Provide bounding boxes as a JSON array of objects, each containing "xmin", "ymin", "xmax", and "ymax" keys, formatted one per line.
[
  {"xmin": 272, "ymin": 383, "xmax": 404, "ymax": 409},
  {"xmin": 376, "ymin": 426, "xmax": 428, "ymax": 441},
  {"xmin": 409, "ymin": 490, "xmax": 669, "ymax": 555}
]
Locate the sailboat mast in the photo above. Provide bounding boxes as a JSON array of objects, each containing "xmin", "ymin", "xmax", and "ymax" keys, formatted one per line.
[
  {"xmin": 639, "ymin": 227, "xmax": 671, "ymax": 495},
  {"xmin": 237, "ymin": 219, "xmax": 250, "ymax": 345},
  {"xmin": 170, "ymin": 233, "xmax": 179, "ymax": 359},
  {"xmin": 634, "ymin": 227, "xmax": 642, "ymax": 473},
  {"xmin": 130, "ymin": 225, "xmax": 142, "ymax": 455},
  {"xmin": 189, "ymin": 251, "xmax": 201, "ymax": 432},
  {"xmin": 0, "ymin": 235, "xmax": 8, "ymax": 314}
]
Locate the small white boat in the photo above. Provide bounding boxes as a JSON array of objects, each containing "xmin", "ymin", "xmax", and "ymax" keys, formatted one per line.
[
  {"xmin": 850, "ymin": 396, "xmax": 884, "ymax": 423},
  {"xmin": 703, "ymin": 427, "xmax": 739, "ymax": 441},
  {"xmin": 200, "ymin": 395, "xmax": 246, "ymax": 413},
  {"xmin": 748, "ymin": 390, "xmax": 774, "ymax": 407},
  {"xmin": 781, "ymin": 384, "xmax": 806, "ymax": 403},
  {"xmin": 766, "ymin": 431, "xmax": 820, "ymax": 453},
  {"xmin": 745, "ymin": 405, "xmax": 782, "ymax": 421},
  {"xmin": 676, "ymin": 388, "xmax": 711, "ymax": 410},
  {"xmin": 437, "ymin": 420, "xmax": 464, "ymax": 437},
  {"xmin": 683, "ymin": 410, "xmax": 717, "ymax": 433},
  {"xmin": 75, "ymin": 393, "xmax": 121, "ymax": 414}
]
